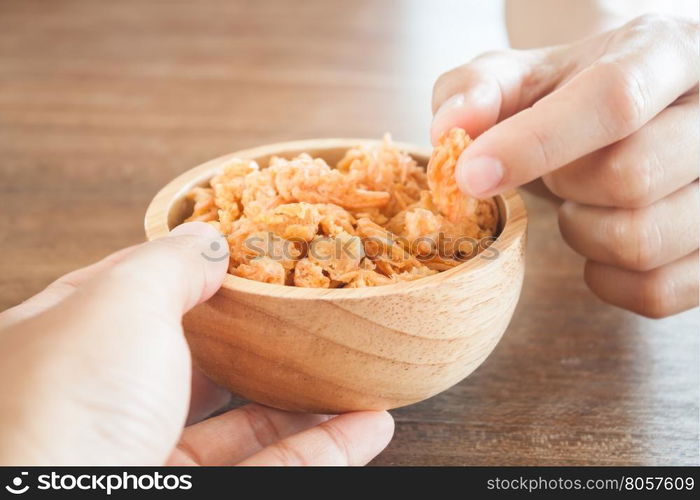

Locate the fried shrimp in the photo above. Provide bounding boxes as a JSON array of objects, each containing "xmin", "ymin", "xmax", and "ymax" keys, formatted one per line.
[
  {"xmin": 183, "ymin": 131, "xmax": 499, "ymax": 287},
  {"xmin": 307, "ymin": 233, "xmax": 364, "ymax": 282},
  {"xmin": 184, "ymin": 187, "xmax": 218, "ymax": 223},
  {"xmin": 255, "ymin": 202, "xmax": 321, "ymax": 242},
  {"xmin": 233, "ymin": 256, "xmax": 286, "ymax": 285},
  {"xmin": 293, "ymin": 258, "xmax": 331, "ymax": 288},
  {"xmin": 271, "ymin": 154, "xmax": 390, "ymax": 210},
  {"xmin": 337, "ymin": 134, "xmax": 428, "ymax": 218},
  {"xmin": 427, "ymin": 127, "xmax": 498, "ymax": 233}
]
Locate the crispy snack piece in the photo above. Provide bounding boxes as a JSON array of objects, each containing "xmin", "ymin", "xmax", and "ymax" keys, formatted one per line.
[
  {"xmin": 227, "ymin": 218, "xmax": 301, "ymax": 271},
  {"xmin": 386, "ymin": 207, "xmax": 442, "ymax": 257},
  {"xmin": 308, "ymin": 233, "xmax": 364, "ymax": 282},
  {"xmin": 427, "ymin": 127, "xmax": 498, "ymax": 233},
  {"xmin": 226, "ymin": 217, "xmax": 261, "ymax": 267},
  {"xmin": 293, "ymin": 258, "xmax": 331, "ymax": 288},
  {"xmin": 271, "ymin": 154, "xmax": 390, "ymax": 210},
  {"xmin": 394, "ymin": 265, "xmax": 439, "ymax": 281},
  {"xmin": 184, "ymin": 187, "xmax": 218, "ymax": 222},
  {"xmin": 182, "ymin": 131, "xmax": 499, "ymax": 287},
  {"xmin": 344, "ymin": 258, "xmax": 437, "ymax": 287},
  {"xmin": 337, "ymin": 134, "xmax": 427, "ymax": 218},
  {"xmin": 472, "ymin": 196, "xmax": 499, "ymax": 235},
  {"xmin": 345, "ymin": 258, "xmax": 395, "ymax": 288},
  {"xmin": 427, "ymin": 127, "xmax": 475, "ymax": 223},
  {"xmin": 233, "ymin": 256, "xmax": 286, "ymax": 285},
  {"xmin": 438, "ymin": 217, "xmax": 485, "ymax": 256},
  {"xmin": 316, "ymin": 203, "xmax": 356, "ymax": 237},
  {"xmin": 211, "ymin": 159, "xmax": 259, "ymax": 219},
  {"xmin": 355, "ymin": 217, "xmax": 425, "ymax": 276},
  {"xmin": 240, "ymin": 167, "xmax": 284, "ymax": 220},
  {"xmin": 255, "ymin": 202, "xmax": 321, "ymax": 242},
  {"xmin": 350, "ymin": 207, "xmax": 389, "ymax": 227}
]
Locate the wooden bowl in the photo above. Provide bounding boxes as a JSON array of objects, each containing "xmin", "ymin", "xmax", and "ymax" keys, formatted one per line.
[{"xmin": 145, "ymin": 139, "xmax": 527, "ymax": 413}]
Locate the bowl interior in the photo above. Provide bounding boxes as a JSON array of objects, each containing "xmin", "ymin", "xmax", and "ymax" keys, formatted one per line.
[
  {"xmin": 166, "ymin": 142, "xmax": 506, "ymax": 236},
  {"xmin": 146, "ymin": 138, "xmax": 523, "ymax": 298},
  {"xmin": 167, "ymin": 143, "xmax": 365, "ymax": 230}
]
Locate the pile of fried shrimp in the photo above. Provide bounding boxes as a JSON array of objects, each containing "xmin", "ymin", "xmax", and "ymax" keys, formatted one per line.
[{"xmin": 183, "ymin": 128, "xmax": 498, "ymax": 287}]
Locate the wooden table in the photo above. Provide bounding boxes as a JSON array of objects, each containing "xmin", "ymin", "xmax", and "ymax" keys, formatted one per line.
[{"xmin": 1, "ymin": 0, "xmax": 697, "ymax": 466}]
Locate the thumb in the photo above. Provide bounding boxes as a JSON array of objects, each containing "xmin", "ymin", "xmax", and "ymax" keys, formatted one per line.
[
  {"xmin": 92, "ymin": 221, "xmax": 228, "ymax": 318},
  {"xmin": 0, "ymin": 222, "xmax": 228, "ymax": 465},
  {"xmin": 0, "ymin": 222, "xmax": 228, "ymax": 329}
]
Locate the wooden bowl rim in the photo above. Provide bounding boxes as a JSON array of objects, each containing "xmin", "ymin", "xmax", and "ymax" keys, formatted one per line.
[{"xmin": 145, "ymin": 138, "xmax": 527, "ymax": 299}]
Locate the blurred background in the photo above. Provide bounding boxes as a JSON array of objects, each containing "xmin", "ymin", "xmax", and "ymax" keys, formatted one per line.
[
  {"xmin": 0, "ymin": 0, "xmax": 507, "ymax": 302},
  {"xmin": 0, "ymin": 0, "xmax": 697, "ymax": 465}
]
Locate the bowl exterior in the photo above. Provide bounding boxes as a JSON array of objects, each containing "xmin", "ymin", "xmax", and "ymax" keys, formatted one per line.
[
  {"xmin": 183, "ymin": 229, "xmax": 525, "ymax": 413},
  {"xmin": 146, "ymin": 138, "xmax": 528, "ymax": 414}
]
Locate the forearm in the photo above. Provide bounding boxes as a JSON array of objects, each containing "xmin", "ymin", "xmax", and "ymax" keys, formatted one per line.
[{"xmin": 505, "ymin": 0, "xmax": 699, "ymax": 48}]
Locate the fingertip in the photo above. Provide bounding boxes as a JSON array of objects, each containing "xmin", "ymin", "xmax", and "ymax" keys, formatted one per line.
[
  {"xmin": 169, "ymin": 221, "xmax": 221, "ymax": 239},
  {"xmin": 167, "ymin": 222, "xmax": 229, "ymax": 303},
  {"xmin": 430, "ymin": 85, "xmax": 501, "ymax": 145},
  {"xmin": 323, "ymin": 410, "xmax": 395, "ymax": 465},
  {"xmin": 349, "ymin": 410, "xmax": 395, "ymax": 444},
  {"xmin": 362, "ymin": 410, "xmax": 396, "ymax": 460},
  {"xmin": 455, "ymin": 154, "xmax": 504, "ymax": 198},
  {"xmin": 431, "ymin": 93, "xmax": 466, "ymax": 145},
  {"xmin": 374, "ymin": 410, "xmax": 395, "ymax": 441},
  {"xmin": 108, "ymin": 222, "xmax": 228, "ymax": 313}
]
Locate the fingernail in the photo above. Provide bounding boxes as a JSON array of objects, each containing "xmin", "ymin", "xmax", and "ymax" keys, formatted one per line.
[
  {"xmin": 434, "ymin": 93, "xmax": 465, "ymax": 122},
  {"xmin": 168, "ymin": 222, "xmax": 229, "ymax": 262},
  {"xmin": 456, "ymin": 156, "xmax": 504, "ymax": 197},
  {"xmin": 168, "ymin": 222, "xmax": 229, "ymax": 266},
  {"xmin": 431, "ymin": 94, "xmax": 466, "ymax": 145},
  {"xmin": 168, "ymin": 221, "xmax": 228, "ymax": 302},
  {"xmin": 169, "ymin": 221, "xmax": 222, "ymax": 239}
]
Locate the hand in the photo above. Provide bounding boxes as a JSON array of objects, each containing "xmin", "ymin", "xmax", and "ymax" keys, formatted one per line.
[
  {"xmin": 0, "ymin": 222, "xmax": 394, "ymax": 465},
  {"xmin": 431, "ymin": 14, "xmax": 699, "ymax": 318}
]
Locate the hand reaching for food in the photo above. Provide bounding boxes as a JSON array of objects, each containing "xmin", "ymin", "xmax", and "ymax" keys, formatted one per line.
[
  {"xmin": 431, "ymin": 14, "xmax": 699, "ymax": 318},
  {"xmin": 0, "ymin": 222, "xmax": 394, "ymax": 465}
]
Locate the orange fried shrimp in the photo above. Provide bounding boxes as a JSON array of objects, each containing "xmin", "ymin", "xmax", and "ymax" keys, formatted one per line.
[
  {"xmin": 355, "ymin": 217, "xmax": 420, "ymax": 275},
  {"xmin": 255, "ymin": 202, "xmax": 321, "ymax": 242},
  {"xmin": 337, "ymin": 134, "xmax": 422, "ymax": 189},
  {"xmin": 473, "ymin": 196, "xmax": 499, "ymax": 235},
  {"xmin": 184, "ymin": 187, "xmax": 218, "ymax": 222},
  {"xmin": 233, "ymin": 256, "xmax": 286, "ymax": 285},
  {"xmin": 350, "ymin": 207, "xmax": 389, "ymax": 227},
  {"xmin": 345, "ymin": 259, "xmax": 395, "ymax": 288},
  {"xmin": 427, "ymin": 127, "xmax": 481, "ymax": 223},
  {"xmin": 241, "ymin": 167, "xmax": 284, "ymax": 219},
  {"xmin": 337, "ymin": 135, "xmax": 427, "ymax": 217},
  {"xmin": 394, "ymin": 265, "xmax": 438, "ymax": 282},
  {"xmin": 211, "ymin": 159, "xmax": 259, "ymax": 216},
  {"xmin": 316, "ymin": 203, "xmax": 356, "ymax": 237},
  {"xmin": 226, "ymin": 217, "xmax": 261, "ymax": 267},
  {"xmin": 385, "ymin": 207, "xmax": 441, "ymax": 257},
  {"xmin": 308, "ymin": 233, "xmax": 364, "ymax": 282},
  {"xmin": 182, "ymin": 131, "xmax": 498, "ymax": 287},
  {"xmin": 293, "ymin": 258, "xmax": 331, "ymax": 288},
  {"xmin": 272, "ymin": 154, "xmax": 390, "ymax": 210},
  {"xmin": 227, "ymin": 218, "xmax": 300, "ymax": 271}
]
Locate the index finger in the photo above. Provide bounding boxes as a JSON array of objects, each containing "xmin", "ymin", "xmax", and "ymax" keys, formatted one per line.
[{"xmin": 455, "ymin": 16, "xmax": 699, "ymax": 197}]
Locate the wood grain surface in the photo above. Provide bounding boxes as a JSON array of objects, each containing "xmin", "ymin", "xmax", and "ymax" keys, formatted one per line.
[{"xmin": 1, "ymin": 0, "xmax": 697, "ymax": 465}]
